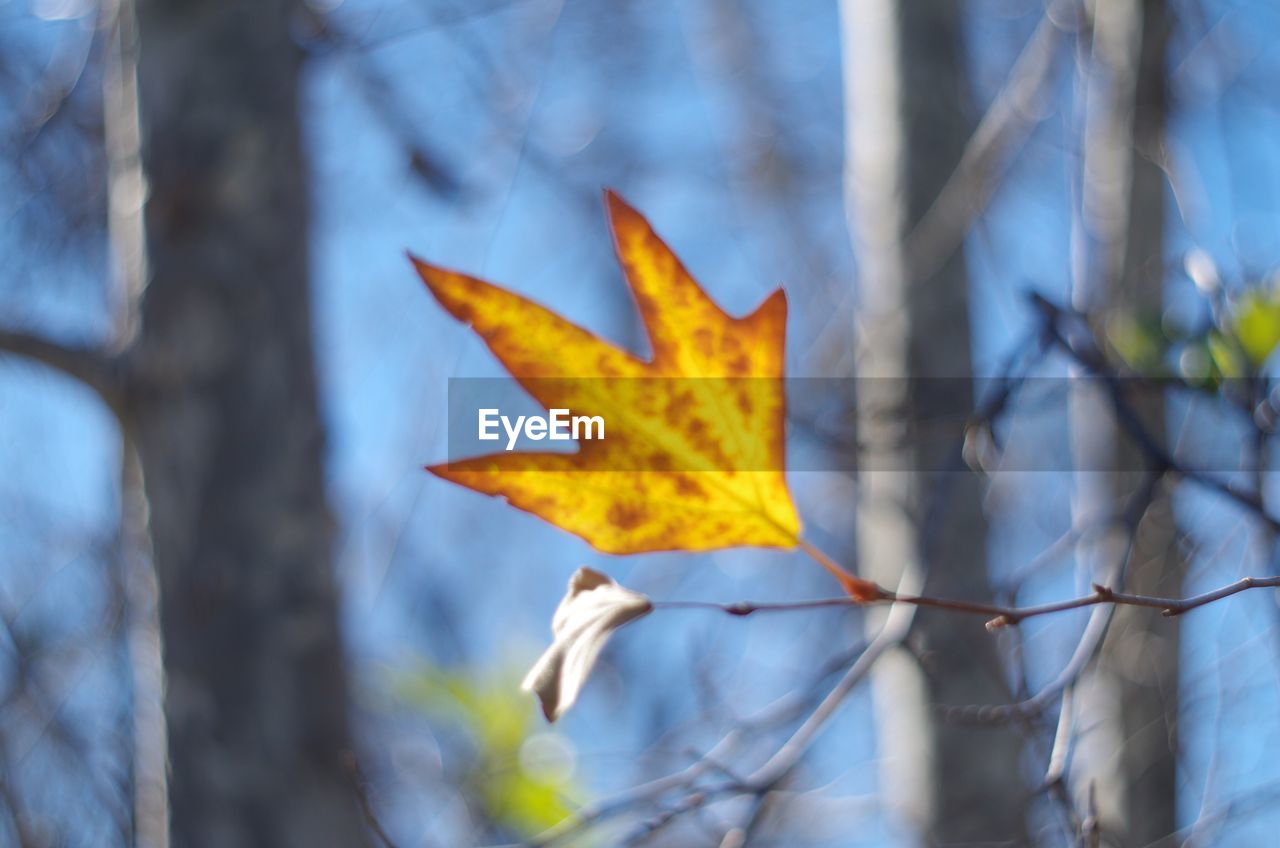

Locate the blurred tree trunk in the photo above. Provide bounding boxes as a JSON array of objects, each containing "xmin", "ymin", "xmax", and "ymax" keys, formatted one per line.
[
  {"xmin": 119, "ymin": 1, "xmax": 369, "ymax": 845},
  {"xmin": 1105, "ymin": 2, "xmax": 1180, "ymax": 841},
  {"xmin": 1073, "ymin": 0, "xmax": 1180, "ymax": 842},
  {"xmin": 840, "ymin": 1, "xmax": 1028, "ymax": 843}
]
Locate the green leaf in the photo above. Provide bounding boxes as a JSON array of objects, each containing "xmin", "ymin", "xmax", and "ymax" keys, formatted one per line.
[
  {"xmin": 395, "ymin": 664, "xmax": 579, "ymax": 836},
  {"xmin": 1206, "ymin": 330, "xmax": 1246, "ymax": 381},
  {"xmin": 1105, "ymin": 313, "xmax": 1168, "ymax": 373},
  {"xmin": 1233, "ymin": 290, "xmax": 1280, "ymax": 368}
]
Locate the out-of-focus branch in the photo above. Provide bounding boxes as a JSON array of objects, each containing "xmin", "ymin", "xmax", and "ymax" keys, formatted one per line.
[
  {"xmin": 102, "ymin": 0, "xmax": 149, "ymax": 344},
  {"xmin": 744, "ymin": 569, "xmax": 919, "ymax": 792},
  {"xmin": 523, "ymin": 731, "xmax": 747, "ymax": 846},
  {"xmin": 522, "ymin": 630, "xmax": 889, "ymax": 847},
  {"xmin": 1032, "ymin": 293, "xmax": 1280, "ymax": 531},
  {"xmin": 347, "ymin": 755, "xmax": 399, "ymax": 848},
  {"xmin": 545, "ymin": 283, "xmax": 1279, "ymax": 842},
  {"xmin": 1041, "ymin": 686, "xmax": 1085, "ymax": 837},
  {"xmin": 0, "ymin": 328, "xmax": 123, "ymax": 409},
  {"xmin": 905, "ymin": 4, "xmax": 1070, "ymax": 282},
  {"xmin": 610, "ymin": 572, "xmax": 920, "ymax": 848}
]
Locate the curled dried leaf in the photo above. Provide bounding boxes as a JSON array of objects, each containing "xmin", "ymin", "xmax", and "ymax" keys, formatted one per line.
[{"xmin": 522, "ymin": 567, "xmax": 652, "ymax": 722}]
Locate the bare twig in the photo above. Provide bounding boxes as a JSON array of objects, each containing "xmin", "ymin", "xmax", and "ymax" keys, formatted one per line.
[
  {"xmin": 905, "ymin": 4, "xmax": 1070, "ymax": 282},
  {"xmin": 1033, "ymin": 293, "xmax": 1280, "ymax": 532},
  {"xmin": 345, "ymin": 754, "xmax": 398, "ymax": 848},
  {"xmin": 743, "ymin": 563, "xmax": 922, "ymax": 793},
  {"xmin": 520, "ymin": 732, "xmax": 743, "ymax": 847},
  {"xmin": 0, "ymin": 328, "xmax": 123, "ymax": 408},
  {"xmin": 654, "ymin": 572, "xmax": 1280, "ymax": 629}
]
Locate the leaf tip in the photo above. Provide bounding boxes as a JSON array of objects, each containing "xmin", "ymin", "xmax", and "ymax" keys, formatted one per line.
[
  {"xmin": 751, "ymin": 286, "xmax": 789, "ymax": 325},
  {"xmin": 407, "ymin": 255, "xmax": 447, "ymax": 301},
  {"xmin": 407, "ymin": 251, "xmax": 438, "ymax": 279},
  {"xmin": 407, "ymin": 253, "xmax": 439, "ymax": 283},
  {"xmin": 602, "ymin": 187, "xmax": 640, "ymax": 228}
]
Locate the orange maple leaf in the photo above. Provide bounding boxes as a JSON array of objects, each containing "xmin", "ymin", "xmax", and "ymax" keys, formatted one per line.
[{"xmin": 411, "ymin": 191, "xmax": 874, "ymax": 596}]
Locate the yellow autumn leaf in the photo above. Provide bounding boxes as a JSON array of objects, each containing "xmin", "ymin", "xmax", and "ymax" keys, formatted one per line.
[{"xmin": 410, "ymin": 191, "xmax": 800, "ymax": 555}]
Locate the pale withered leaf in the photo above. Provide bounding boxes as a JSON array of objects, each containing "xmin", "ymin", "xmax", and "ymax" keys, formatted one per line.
[{"xmin": 521, "ymin": 567, "xmax": 652, "ymax": 722}]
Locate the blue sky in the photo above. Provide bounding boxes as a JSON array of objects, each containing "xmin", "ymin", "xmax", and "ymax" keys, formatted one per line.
[{"xmin": 6, "ymin": 0, "xmax": 1280, "ymax": 844}]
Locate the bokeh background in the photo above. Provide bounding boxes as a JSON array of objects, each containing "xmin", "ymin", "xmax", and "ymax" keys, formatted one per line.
[{"xmin": 4, "ymin": 0, "xmax": 1280, "ymax": 845}]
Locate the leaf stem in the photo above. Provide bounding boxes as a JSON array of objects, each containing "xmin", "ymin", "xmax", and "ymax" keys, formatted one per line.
[{"xmin": 794, "ymin": 539, "xmax": 882, "ymax": 601}]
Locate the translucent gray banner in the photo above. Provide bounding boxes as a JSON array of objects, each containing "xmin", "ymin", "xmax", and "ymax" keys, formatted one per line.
[{"xmin": 440, "ymin": 377, "xmax": 1264, "ymax": 473}]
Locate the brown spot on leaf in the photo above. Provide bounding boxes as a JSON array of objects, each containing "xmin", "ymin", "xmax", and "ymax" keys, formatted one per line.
[
  {"xmin": 693, "ymin": 328, "xmax": 715, "ymax": 357},
  {"xmin": 665, "ymin": 392, "xmax": 693, "ymax": 427},
  {"xmin": 674, "ymin": 476, "xmax": 704, "ymax": 498},
  {"xmin": 607, "ymin": 503, "xmax": 647, "ymax": 531},
  {"xmin": 451, "ymin": 301, "xmax": 475, "ymax": 323},
  {"xmin": 648, "ymin": 453, "xmax": 673, "ymax": 472}
]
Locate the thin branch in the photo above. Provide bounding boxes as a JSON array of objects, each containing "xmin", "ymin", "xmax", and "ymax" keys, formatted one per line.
[
  {"xmin": 904, "ymin": 2, "xmax": 1069, "ymax": 282},
  {"xmin": 345, "ymin": 754, "xmax": 398, "ymax": 848},
  {"xmin": 520, "ymin": 733, "xmax": 743, "ymax": 847},
  {"xmin": 1035, "ymin": 685, "xmax": 1086, "ymax": 844},
  {"xmin": 654, "ymin": 574, "xmax": 1280, "ymax": 629},
  {"xmin": 742, "ymin": 562, "xmax": 923, "ymax": 793},
  {"xmin": 1032, "ymin": 293, "xmax": 1280, "ymax": 532},
  {"xmin": 0, "ymin": 328, "xmax": 123, "ymax": 409}
]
